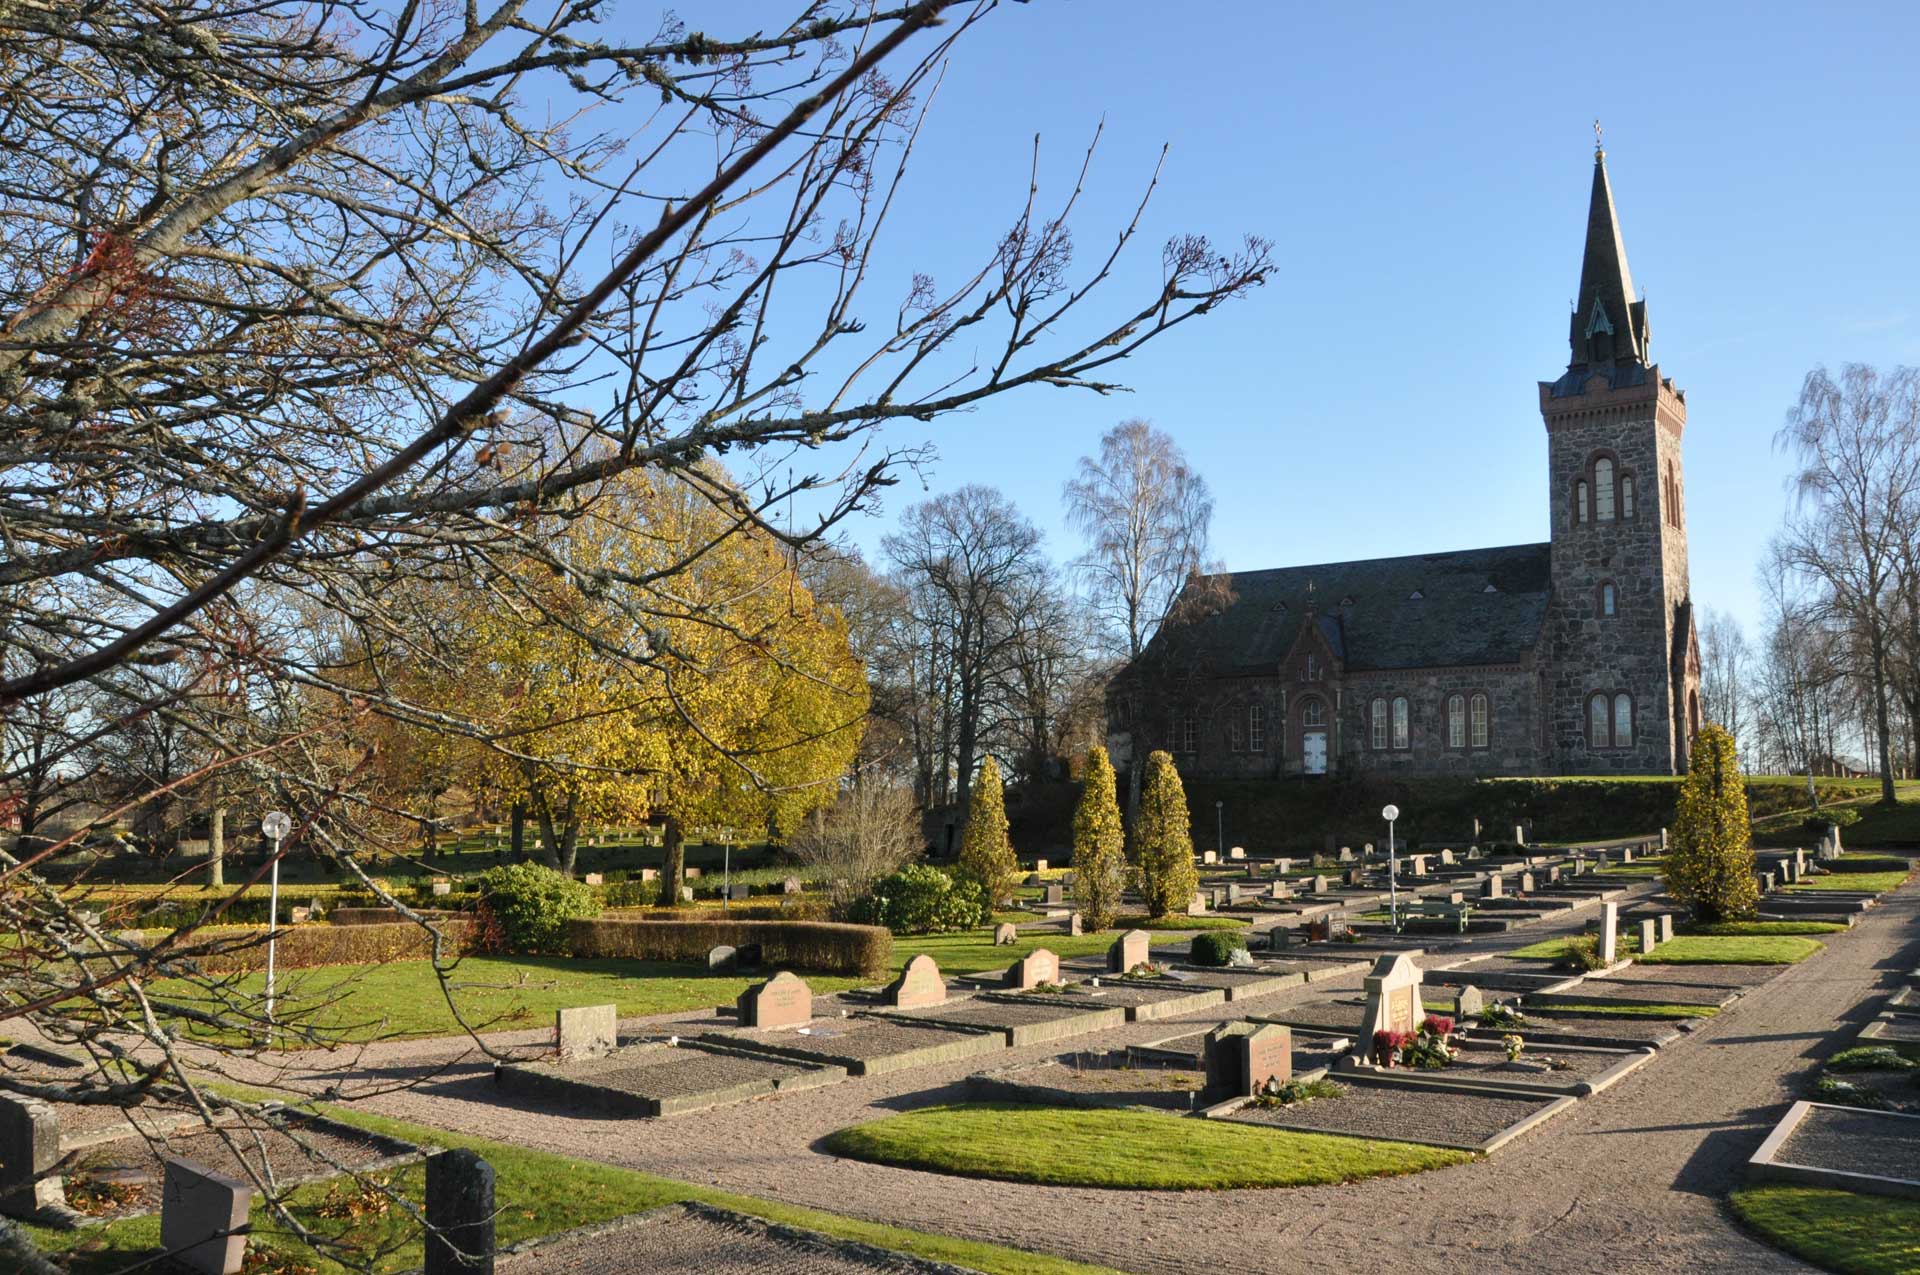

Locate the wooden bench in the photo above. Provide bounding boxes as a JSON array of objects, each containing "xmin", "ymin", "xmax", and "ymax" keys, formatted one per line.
[{"xmin": 1393, "ymin": 900, "xmax": 1474, "ymax": 933}]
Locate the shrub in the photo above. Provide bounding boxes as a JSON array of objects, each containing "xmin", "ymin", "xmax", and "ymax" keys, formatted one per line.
[
  {"xmin": 847, "ymin": 864, "xmax": 985, "ymax": 935},
  {"xmin": 1810, "ymin": 1076, "xmax": 1891, "ymax": 1110},
  {"xmin": 1133, "ymin": 750, "xmax": 1199, "ymax": 918},
  {"xmin": 476, "ymin": 862, "xmax": 598, "ymax": 954},
  {"xmin": 957, "ymin": 757, "xmax": 1019, "ymax": 908},
  {"xmin": 1071, "ymin": 746, "xmax": 1128, "ymax": 932},
  {"xmin": 180, "ymin": 920, "xmax": 476, "ymax": 974},
  {"xmin": 1668, "ymin": 725, "xmax": 1758, "ymax": 922},
  {"xmin": 567, "ymin": 917, "xmax": 891, "ymax": 977},
  {"xmin": 1802, "ymin": 807, "xmax": 1862, "ymax": 840},
  {"xmin": 1828, "ymin": 1046, "xmax": 1919, "ymax": 1073},
  {"xmin": 1189, "ymin": 930, "xmax": 1249, "ymax": 967},
  {"xmin": 788, "ymin": 783, "xmax": 922, "ymax": 918},
  {"xmin": 1477, "ymin": 1003, "xmax": 1527, "ymax": 1029},
  {"xmin": 1563, "ymin": 934, "xmax": 1610, "ymax": 971},
  {"xmin": 598, "ymin": 877, "xmax": 660, "ymax": 908},
  {"xmin": 1251, "ymin": 1077, "xmax": 1345, "ymax": 1108},
  {"xmin": 1824, "ymin": 855, "xmax": 1909, "ymax": 874}
]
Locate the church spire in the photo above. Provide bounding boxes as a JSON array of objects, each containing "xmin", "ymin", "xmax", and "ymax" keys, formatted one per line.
[{"xmin": 1569, "ymin": 138, "xmax": 1648, "ymax": 369}]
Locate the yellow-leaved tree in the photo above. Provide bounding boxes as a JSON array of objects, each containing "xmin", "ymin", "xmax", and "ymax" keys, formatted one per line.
[
  {"xmin": 1133, "ymin": 749, "xmax": 1198, "ymax": 917},
  {"xmin": 1071, "ymin": 746, "xmax": 1127, "ymax": 931},
  {"xmin": 1668, "ymin": 724, "xmax": 1758, "ymax": 922},
  {"xmin": 957, "ymin": 755, "xmax": 1017, "ymax": 907}
]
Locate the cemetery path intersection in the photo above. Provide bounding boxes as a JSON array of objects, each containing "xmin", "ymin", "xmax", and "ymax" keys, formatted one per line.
[{"xmin": 260, "ymin": 887, "xmax": 1919, "ymax": 1275}]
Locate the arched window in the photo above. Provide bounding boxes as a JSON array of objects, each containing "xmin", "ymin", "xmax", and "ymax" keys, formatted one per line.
[
  {"xmin": 1391, "ymin": 696, "xmax": 1410, "ymax": 750},
  {"xmin": 1370, "ymin": 698, "xmax": 1388, "ymax": 750},
  {"xmin": 1621, "ymin": 474, "xmax": 1636, "ymax": 518},
  {"xmin": 1588, "ymin": 693, "xmax": 1611, "ymax": 748},
  {"xmin": 1447, "ymin": 694, "xmax": 1466, "ymax": 748},
  {"xmin": 1248, "ymin": 705, "xmax": 1266, "ymax": 752},
  {"xmin": 1177, "ymin": 714, "xmax": 1197, "ymax": 753},
  {"xmin": 1594, "ymin": 457, "xmax": 1616, "ymax": 520},
  {"xmin": 1302, "ymin": 697, "xmax": 1327, "ymax": 728},
  {"xmin": 1470, "ymin": 693, "xmax": 1489, "ymax": 748},
  {"xmin": 1613, "ymin": 693, "xmax": 1633, "ymax": 747},
  {"xmin": 1601, "ymin": 582, "xmax": 1617, "ymax": 617},
  {"xmin": 1575, "ymin": 480, "xmax": 1589, "ymax": 525},
  {"xmin": 1227, "ymin": 715, "xmax": 1244, "ymax": 752}
]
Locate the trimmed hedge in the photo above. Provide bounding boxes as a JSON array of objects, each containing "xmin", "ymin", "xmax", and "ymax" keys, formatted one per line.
[
  {"xmin": 1823, "ymin": 855, "xmax": 1911, "ymax": 874},
  {"xmin": 568, "ymin": 917, "xmax": 891, "ymax": 978},
  {"xmin": 331, "ymin": 906, "xmax": 462, "ymax": 925},
  {"xmin": 606, "ymin": 901, "xmax": 827, "ymax": 922},
  {"xmin": 1189, "ymin": 930, "xmax": 1249, "ymax": 967},
  {"xmin": 154, "ymin": 920, "xmax": 475, "ymax": 974}
]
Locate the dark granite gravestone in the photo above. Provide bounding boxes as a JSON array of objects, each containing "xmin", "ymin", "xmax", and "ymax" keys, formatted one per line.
[
  {"xmin": 0, "ymin": 1095, "xmax": 61, "ymax": 1217},
  {"xmin": 737, "ymin": 971, "xmax": 812, "ymax": 1028},
  {"xmin": 1108, "ymin": 929, "xmax": 1151, "ymax": 973},
  {"xmin": 883, "ymin": 954, "xmax": 947, "ymax": 1008},
  {"xmin": 1204, "ymin": 1021, "xmax": 1292, "ymax": 1097},
  {"xmin": 426, "ymin": 1149, "xmax": 495, "ymax": 1275},
  {"xmin": 161, "ymin": 1157, "xmax": 252, "ymax": 1275},
  {"xmin": 1008, "ymin": 948, "xmax": 1060, "ymax": 989}
]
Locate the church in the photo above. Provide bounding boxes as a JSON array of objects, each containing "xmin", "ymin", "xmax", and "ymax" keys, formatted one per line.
[{"xmin": 1105, "ymin": 146, "xmax": 1703, "ymax": 782}]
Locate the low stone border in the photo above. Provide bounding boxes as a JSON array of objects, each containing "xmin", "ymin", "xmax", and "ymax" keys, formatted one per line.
[
  {"xmin": 693, "ymin": 1020, "xmax": 1006, "ymax": 1077},
  {"xmin": 1747, "ymin": 1100, "xmax": 1920, "ymax": 1201},
  {"xmin": 1216, "ymin": 1071, "xmax": 1578, "ymax": 1154},
  {"xmin": 496, "ymin": 1041, "xmax": 848, "ymax": 1118}
]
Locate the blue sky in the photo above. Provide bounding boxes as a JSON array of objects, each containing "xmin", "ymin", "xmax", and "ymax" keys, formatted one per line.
[{"xmin": 737, "ymin": 2, "xmax": 1920, "ymax": 637}]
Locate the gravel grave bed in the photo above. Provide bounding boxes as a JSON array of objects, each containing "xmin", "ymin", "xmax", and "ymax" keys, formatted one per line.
[
  {"xmin": 1441, "ymin": 957, "xmax": 1579, "ymax": 979},
  {"xmin": 1507, "ymin": 1012, "xmax": 1682, "ymax": 1042},
  {"xmin": 1537, "ymin": 979, "xmax": 1731, "ymax": 1006},
  {"xmin": 720, "ymin": 1019, "xmax": 990, "ymax": 1062},
  {"xmin": 1601, "ymin": 963, "xmax": 1780, "ymax": 988},
  {"xmin": 580, "ymin": 1050, "xmax": 825, "ymax": 1098},
  {"xmin": 1255, "ymin": 999, "xmax": 1366, "ymax": 1033},
  {"xmin": 974, "ymin": 1058, "xmax": 1207, "ymax": 1112},
  {"xmin": 895, "ymin": 998, "xmax": 1102, "ymax": 1029},
  {"xmin": 1433, "ymin": 1041, "xmax": 1632, "ymax": 1083},
  {"xmin": 1870, "ymin": 1017, "xmax": 1920, "ymax": 1043},
  {"xmin": 1124, "ymin": 1030, "xmax": 1349, "ymax": 1075},
  {"xmin": 1779, "ymin": 1104, "xmax": 1920, "ymax": 1181},
  {"xmin": 1224, "ymin": 1081, "xmax": 1554, "ymax": 1148},
  {"xmin": 61, "ymin": 1118, "xmax": 397, "ymax": 1221},
  {"xmin": 45, "ymin": 1099, "xmax": 151, "ymax": 1138},
  {"xmin": 505, "ymin": 1204, "xmax": 961, "ymax": 1275}
]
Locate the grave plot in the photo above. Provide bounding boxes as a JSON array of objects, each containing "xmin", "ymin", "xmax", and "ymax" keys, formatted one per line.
[
  {"xmin": 877, "ymin": 993, "xmax": 1128, "ymax": 1047},
  {"xmin": 1749, "ymin": 1101, "xmax": 1920, "ymax": 1200},
  {"xmin": 1146, "ymin": 965, "xmax": 1308, "ymax": 1002},
  {"xmin": 1495, "ymin": 1009, "xmax": 1691, "ymax": 1050},
  {"xmin": 1596, "ymin": 962, "xmax": 1781, "ymax": 989},
  {"xmin": 698, "ymin": 1016, "xmax": 1004, "ymax": 1077},
  {"xmin": 1250, "ymin": 996, "xmax": 1367, "ymax": 1036},
  {"xmin": 1808, "ymin": 1042, "xmax": 1920, "ymax": 1114},
  {"xmin": 1220, "ymin": 1075, "xmax": 1574, "ymax": 1153},
  {"xmin": 965, "ymin": 1056, "xmax": 1210, "ymax": 1115},
  {"xmin": 1397, "ymin": 1037, "xmax": 1654, "ymax": 1097},
  {"xmin": 495, "ymin": 1041, "xmax": 847, "ymax": 1118},
  {"xmin": 1525, "ymin": 978, "xmax": 1739, "ymax": 1009},
  {"xmin": 1122, "ymin": 1027, "xmax": 1347, "ymax": 1080},
  {"xmin": 1048, "ymin": 976, "xmax": 1228, "ymax": 1022},
  {"xmin": 45, "ymin": 1113, "xmax": 414, "ymax": 1225},
  {"xmin": 1862, "ymin": 1015, "xmax": 1920, "ymax": 1044}
]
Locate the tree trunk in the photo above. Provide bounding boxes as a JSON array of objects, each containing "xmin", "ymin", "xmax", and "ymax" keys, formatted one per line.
[
  {"xmin": 663, "ymin": 815, "xmax": 686, "ymax": 907},
  {"xmin": 209, "ymin": 805, "xmax": 226, "ymax": 887},
  {"xmin": 534, "ymin": 804, "xmax": 563, "ymax": 873},
  {"xmin": 1870, "ymin": 626, "xmax": 1898, "ymax": 805},
  {"xmin": 559, "ymin": 819, "xmax": 579, "ymax": 877}
]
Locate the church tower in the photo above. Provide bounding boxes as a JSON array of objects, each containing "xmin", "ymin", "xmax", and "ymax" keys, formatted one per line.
[{"xmin": 1540, "ymin": 143, "xmax": 1701, "ymax": 774}]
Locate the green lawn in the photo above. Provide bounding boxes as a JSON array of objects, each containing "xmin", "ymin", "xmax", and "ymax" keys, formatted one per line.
[
  {"xmin": 25, "ymin": 1106, "xmax": 1125, "ymax": 1275},
  {"xmin": 1689, "ymin": 920, "xmax": 1847, "ymax": 936},
  {"xmin": 149, "ymin": 925, "xmax": 1189, "ymax": 1046},
  {"xmin": 1111, "ymin": 912, "xmax": 1249, "ymax": 932},
  {"xmin": 1639, "ymin": 934, "xmax": 1824, "ymax": 965},
  {"xmin": 1790, "ymin": 870, "xmax": 1911, "ymax": 893},
  {"xmin": 1732, "ymin": 1185, "xmax": 1920, "ymax": 1275},
  {"xmin": 1539, "ymin": 1001, "xmax": 1720, "ymax": 1019},
  {"xmin": 1507, "ymin": 935, "xmax": 1640, "ymax": 961},
  {"xmin": 821, "ymin": 1102, "xmax": 1469, "ymax": 1190}
]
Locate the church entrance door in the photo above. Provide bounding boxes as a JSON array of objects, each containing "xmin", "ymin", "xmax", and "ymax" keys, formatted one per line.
[{"xmin": 1303, "ymin": 731, "xmax": 1328, "ymax": 775}]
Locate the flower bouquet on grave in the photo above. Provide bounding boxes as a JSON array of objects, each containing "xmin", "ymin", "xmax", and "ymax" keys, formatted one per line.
[
  {"xmin": 1401, "ymin": 1015, "xmax": 1458, "ymax": 1070},
  {"xmin": 1371, "ymin": 1029, "xmax": 1413, "ymax": 1068},
  {"xmin": 1477, "ymin": 1002, "xmax": 1527, "ymax": 1030}
]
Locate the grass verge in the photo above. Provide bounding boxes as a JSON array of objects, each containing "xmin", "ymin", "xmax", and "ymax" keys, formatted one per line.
[
  {"xmin": 1639, "ymin": 934, "xmax": 1823, "ymax": 965},
  {"xmin": 1790, "ymin": 871, "xmax": 1911, "ymax": 893},
  {"xmin": 1537, "ymin": 1002, "xmax": 1719, "ymax": 1019},
  {"xmin": 24, "ymin": 1106, "xmax": 1128, "ymax": 1275},
  {"xmin": 1731, "ymin": 1184, "xmax": 1920, "ymax": 1275},
  {"xmin": 820, "ymin": 1102, "xmax": 1470, "ymax": 1190}
]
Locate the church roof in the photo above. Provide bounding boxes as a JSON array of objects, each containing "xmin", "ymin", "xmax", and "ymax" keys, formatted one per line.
[{"xmin": 1137, "ymin": 542, "xmax": 1552, "ymax": 678}]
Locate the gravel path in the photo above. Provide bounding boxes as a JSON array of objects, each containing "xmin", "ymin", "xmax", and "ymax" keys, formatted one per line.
[{"xmin": 227, "ymin": 879, "xmax": 1920, "ymax": 1274}]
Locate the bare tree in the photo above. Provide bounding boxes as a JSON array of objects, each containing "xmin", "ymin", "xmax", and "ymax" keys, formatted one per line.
[
  {"xmin": 1699, "ymin": 608, "xmax": 1752, "ymax": 756},
  {"xmin": 1773, "ymin": 364, "xmax": 1920, "ymax": 804},
  {"xmin": 789, "ymin": 783, "xmax": 924, "ymax": 916},
  {"xmin": 1064, "ymin": 419, "xmax": 1214, "ymax": 662}
]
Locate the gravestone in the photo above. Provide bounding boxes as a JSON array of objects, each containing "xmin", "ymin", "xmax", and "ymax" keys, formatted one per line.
[
  {"xmin": 555, "ymin": 1003, "xmax": 617, "ymax": 1059},
  {"xmin": 735, "ymin": 943, "xmax": 764, "ymax": 968},
  {"xmin": 782, "ymin": 876, "xmax": 804, "ymax": 895},
  {"xmin": 1546, "ymin": 865, "xmax": 1562, "ymax": 884},
  {"xmin": 737, "ymin": 971, "xmax": 812, "ymax": 1028},
  {"xmin": 707, "ymin": 944, "xmax": 738, "ymax": 969},
  {"xmin": 639, "ymin": 868, "xmax": 659, "ymax": 882},
  {"xmin": 1453, "ymin": 985, "xmax": 1484, "ymax": 1020},
  {"xmin": 1008, "ymin": 948, "xmax": 1060, "ymax": 990},
  {"xmin": 1338, "ymin": 846, "xmax": 1354, "ymax": 861},
  {"xmin": 678, "ymin": 886, "xmax": 695, "ymax": 903},
  {"xmin": 583, "ymin": 872, "xmax": 604, "ymax": 886},
  {"xmin": 1661, "ymin": 826, "xmax": 1670, "ymax": 851},
  {"xmin": 1203, "ymin": 1022, "xmax": 1292, "ymax": 1098},
  {"xmin": 0, "ymin": 1096, "xmax": 61, "ymax": 1216},
  {"xmin": 1598, "ymin": 902, "xmax": 1619, "ymax": 965},
  {"xmin": 1310, "ymin": 874, "xmax": 1330, "ymax": 894},
  {"xmin": 1363, "ymin": 843, "xmax": 1375, "ymax": 857},
  {"xmin": 1620, "ymin": 848, "xmax": 1634, "ymax": 865},
  {"xmin": 1067, "ymin": 911, "xmax": 1084, "ymax": 936},
  {"xmin": 425, "ymin": 1149, "xmax": 495, "ymax": 1275},
  {"xmin": 1406, "ymin": 855, "xmax": 1428, "ymax": 877},
  {"xmin": 1226, "ymin": 884, "xmax": 1250, "ymax": 904},
  {"xmin": 1519, "ymin": 872, "xmax": 1536, "ymax": 893},
  {"xmin": 1358, "ymin": 953, "xmax": 1424, "ymax": 1046},
  {"xmin": 1343, "ymin": 868, "xmax": 1365, "ymax": 887},
  {"xmin": 993, "ymin": 922, "xmax": 1018, "ymax": 945},
  {"xmin": 1202, "ymin": 850, "xmax": 1217, "ymax": 865},
  {"xmin": 1439, "ymin": 849, "xmax": 1455, "ymax": 866},
  {"xmin": 1268, "ymin": 881, "xmax": 1292, "ymax": 900},
  {"xmin": 1042, "ymin": 883, "xmax": 1065, "ymax": 906},
  {"xmin": 726, "ymin": 884, "xmax": 751, "ymax": 901},
  {"xmin": 161, "ymin": 1157, "xmax": 252, "ymax": 1275},
  {"xmin": 1186, "ymin": 894, "xmax": 1209, "ymax": 916},
  {"xmin": 1467, "ymin": 845, "xmax": 1483, "ymax": 860},
  {"xmin": 1229, "ymin": 845, "xmax": 1246, "ymax": 860},
  {"xmin": 1033, "ymin": 859, "xmax": 1049, "ymax": 873},
  {"xmin": 1276, "ymin": 858, "xmax": 1294, "ymax": 874},
  {"xmin": 1107, "ymin": 929, "xmax": 1151, "ymax": 973},
  {"xmin": 1482, "ymin": 874, "xmax": 1504, "ymax": 899},
  {"xmin": 1571, "ymin": 858, "xmax": 1589, "ymax": 877},
  {"xmin": 685, "ymin": 867, "xmax": 702, "ymax": 879},
  {"xmin": 289, "ymin": 906, "xmax": 311, "ymax": 925},
  {"xmin": 1659, "ymin": 913, "xmax": 1675, "ymax": 944},
  {"xmin": 1638, "ymin": 918, "xmax": 1658, "ymax": 954},
  {"xmin": 1514, "ymin": 824, "xmax": 1526, "ymax": 847},
  {"xmin": 1320, "ymin": 909, "xmax": 1347, "ymax": 941},
  {"xmin": 431, "ymin": 881, "xmax": 452, "ymax": 897},
  {"xmin": 882, "ymin": 954, "xmax": 947, "ymax": 1008}
]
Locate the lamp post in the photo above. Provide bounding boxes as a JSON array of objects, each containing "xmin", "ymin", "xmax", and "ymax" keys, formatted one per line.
[
  {"xmin": 1214, "ymin": 800, "xmax": 1224, "ymax": 860},
  {"xmin": 721, "ymin": 828, "xmax": 734, "ymax": 911},
  {"xmin": 261, "ymin": 810, "xmax": 292, "ymax": 1038},
  {"xmin": 1381, "ymin": 804, "xmax": 1400, "ymax": 928}
]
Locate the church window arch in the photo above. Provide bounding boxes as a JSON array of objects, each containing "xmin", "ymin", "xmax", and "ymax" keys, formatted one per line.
[
  {"xmin": 1621, "ymin": 474, "xmax": 1636, "ymax": 518},
  {"xmin": 1575, "ymin": 480, "xmax": 1589, "ymax": 525},
  {"xmin": 1594, "ymin": 457, "xmax": 1616, "ymax": 520},
  {"xmin": 1614, "ymin": 693, "xmax": 1634, "ymax": 747},
  {"xmin": 1301, "ymin": 696, "xmax": 1327, "ymax": 728},
  {"xmin": 1470, "ymin": 693, "xmax": 1490, "ymax": 749},
  {"xmin": 1447, "ymin": 694, "xmax": 1466, "ymax": 748},
  {"xmin": 1248, "ymin": 704, "xmax": 1266, "ymax": 753},
  {"xmin": 1227, "ymin": 712, "xmax": 1244, "ymax": 752},
  {"xmin": 1370, "ymin": 698, "xmax": 1389, "ymax": 750},
  {"xmin": 1599, "ymin": 581, "xmax": 1617, "ymax": 617},
  {"xmin": 1588, "ymin": 693, "xmax": 1611, "ymax": 748},
  {"xmin": 1391, "ymin": 696, "xmax": 1410, "ymax": 750}
]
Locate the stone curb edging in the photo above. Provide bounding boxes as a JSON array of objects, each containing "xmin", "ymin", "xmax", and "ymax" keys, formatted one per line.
[{"xmin": 1746, "ymin": 1100, "xmax": 1920, "ymax": 1202}]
